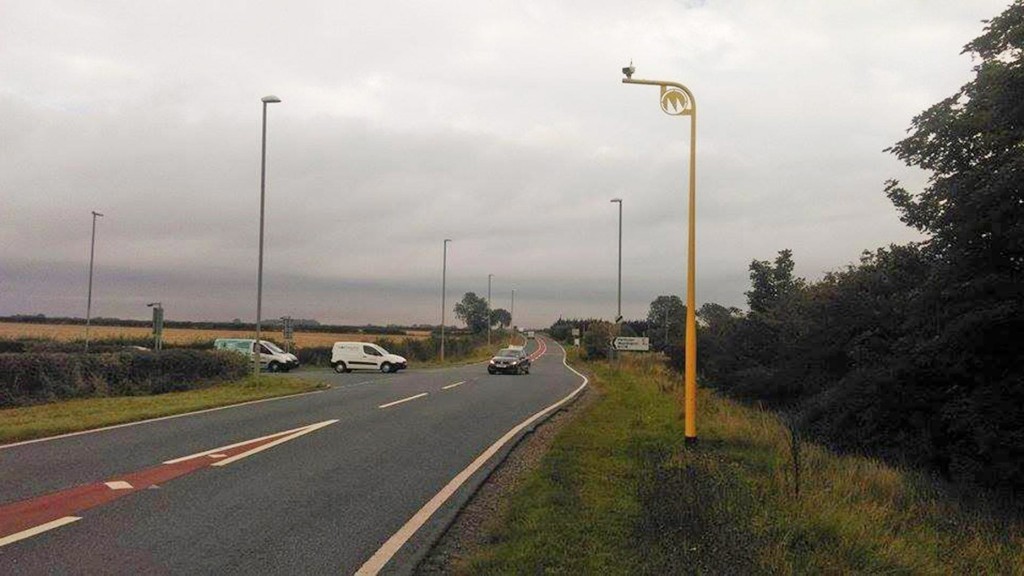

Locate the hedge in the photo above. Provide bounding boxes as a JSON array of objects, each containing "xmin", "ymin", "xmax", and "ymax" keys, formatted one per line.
[
  {"xmin": 0, "ymin": 350, "xmax": 250, "ymax": 408},
  {"xmin": 294, "ymin": 333, "xmax": 491, "ymax": 367}
]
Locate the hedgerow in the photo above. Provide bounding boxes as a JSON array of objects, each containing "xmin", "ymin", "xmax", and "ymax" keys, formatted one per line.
[{"xmin": 0, "ymin": 350, "xmax": 249, "ymax": 407}]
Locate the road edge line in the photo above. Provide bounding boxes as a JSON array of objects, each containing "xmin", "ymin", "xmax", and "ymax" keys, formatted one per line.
[
  {"xmin": 355, "ymin": 337, "xmax": 587, "ymax": 575},
  {"xmin": 0, "ymin": 389, "xmax": 326, "ymax": 451}
]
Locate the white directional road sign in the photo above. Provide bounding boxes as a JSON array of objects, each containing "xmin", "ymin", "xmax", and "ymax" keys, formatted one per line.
[{"xmin": 613, "ymin": 337, "xmax": 650, "ymax": 351}]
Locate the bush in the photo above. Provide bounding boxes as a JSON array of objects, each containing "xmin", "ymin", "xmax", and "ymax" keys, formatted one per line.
[
  {"xmin": 582, "ymin": 322, "xmax": 614, "ymax": 360},
  {"xmin": 0, "ymin": 350, "xmax": 249, "ymax": 408}
]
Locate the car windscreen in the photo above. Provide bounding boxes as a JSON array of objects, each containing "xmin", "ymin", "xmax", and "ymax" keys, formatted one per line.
[
  {"xmin": 497, "ymin": 349, "xmax": 517, "ymax": 356},
  {"xmin": 263, "ymin": 342, "xmax": 285, "ymax": 354}
]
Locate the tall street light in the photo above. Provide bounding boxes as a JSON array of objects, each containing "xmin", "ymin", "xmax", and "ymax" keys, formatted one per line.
[
  {"xmin": 255, "ymin": 94, "xmax": 281, "ymax": 377},
  {"xmin": 611, "ymin": 198, "xmax": 623, "ymax": 324},
  {"xmin": 440, "ymin": 239, "xmax": 452, "ymax": 362},
  {"xmin": 622, "ymin": 65, "xmax": 699, "ymax": 444},
  {"xmin": 510, "ymin": 288, "xmax": 515, "ymax": 342},
  {"xmin": 84, "ymin": 210, "xmax": 104, "ymax": 352},
  {"xmin": 487, "ymin": 273, "xmax": 494, "ymax": 347},
  {"xmin": 611, "ymin": 197, "xmax": 623, "ymax": 363}
]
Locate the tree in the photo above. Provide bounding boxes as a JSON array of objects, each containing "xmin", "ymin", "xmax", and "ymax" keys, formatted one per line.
[
  {"xmin": 879, "ymin": 2, "xmax": 1024, "ymax": 488},
  {"xmin": 491, "ymin": 308, "xmax": 512, "ymax": 329},
  {"xmin": 646, "ymin": 295, "xmax": 685, "ymax": 352},
  {"xmin": 746, "ymin": 249, "xmax": 803, "ymax": 314},
  {"xmin": 454, "ymin": 292, "xmax": 489, "ymax": 333},
  {"xmin": 581, "ymin": 321, "xmax": 614, "ymax": 360}
]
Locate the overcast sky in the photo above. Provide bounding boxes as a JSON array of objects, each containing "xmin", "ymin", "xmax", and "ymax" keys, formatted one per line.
[{"xmin": 0, "ymin": 0, "xmax": 1009, "ymax": 327}]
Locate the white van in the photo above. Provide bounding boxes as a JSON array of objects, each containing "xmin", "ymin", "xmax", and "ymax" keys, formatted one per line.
[
  {"xmin": 331, "ymin": 342, "xmax": 408, "ymax": 374},
  {"xmin": 213, "ymin": 338, "xmax": 300, "ymax": 372}
]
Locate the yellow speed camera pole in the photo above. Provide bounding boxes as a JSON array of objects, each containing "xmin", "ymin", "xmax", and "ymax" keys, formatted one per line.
[{"xmin": 621, "ymin": 65, "xmax": 698, "ymax": 444}]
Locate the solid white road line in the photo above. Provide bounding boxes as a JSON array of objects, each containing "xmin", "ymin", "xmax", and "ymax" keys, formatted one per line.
[
  {"xmin": 0, "ymin": 516, "xmax": 82, "ymax": 548},
  {"xmin": 211, "ymin": 419, "xmax": 339, "ymax": 467},
  {"xmin": 354, "ymin": 340, "xmax": 587, "ymax": 576},
  {"xmin": 441, "ymin": 381, "xmax": 466, "ymax": 390},
  {"xmin": 0, "ymin": 389, "xmax": 326, "ymax": 451},
  {"xmin": 104, "ymin": 481, "xmax": 133, "ymax": 490},
  {"xmin": 378, "ymin": 393, "xmax": 429, "ymax": 409}
]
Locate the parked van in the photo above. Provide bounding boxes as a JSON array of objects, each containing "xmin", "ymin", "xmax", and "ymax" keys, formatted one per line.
[
  {"xmin": 331, "ymin": 342, "xmax": 408, "ymax": 374},
  {"xmin": 214, "ymin": 338, "xmax": 299, "ymax": 372}
]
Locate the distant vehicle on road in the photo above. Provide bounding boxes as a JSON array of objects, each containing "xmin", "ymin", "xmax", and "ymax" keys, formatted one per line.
[
  {"xmin": 214, "ymin": 338, "xmax": 299, "ymax": 372},
  {"xmin": 331, "ymin": 342, "xmax": 408, "ymax": 373},
  {"xmin": 525, "ymin": 330, "xmax": 536, "ymax": 339},
  {"xmin": 488, "ymin": 347, "xmax": 531, "ymax": 375}
]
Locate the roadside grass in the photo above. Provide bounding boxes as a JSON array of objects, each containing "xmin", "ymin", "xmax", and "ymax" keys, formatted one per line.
[
  {"xmin": 459, "ymin": 352, "xmax": 1024, "ymax": 575},
  {"xmin": 0, "ymin": 376, "xmax": 327, "ymax": 445}
]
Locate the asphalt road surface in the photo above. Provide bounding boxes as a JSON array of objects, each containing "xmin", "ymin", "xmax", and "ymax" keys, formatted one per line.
[{"xmin": 0, "ymin": 336, "xmax": 586, "ymax": 574}]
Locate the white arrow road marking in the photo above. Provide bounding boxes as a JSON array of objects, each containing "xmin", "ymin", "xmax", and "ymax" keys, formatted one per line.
[
  {"xmin": 163, "ymin": 422, "xmax": 322, "ymax": 464},
  {"xmin": 211, "ymin": 419, "xmax": 338, "ymax": 467}
]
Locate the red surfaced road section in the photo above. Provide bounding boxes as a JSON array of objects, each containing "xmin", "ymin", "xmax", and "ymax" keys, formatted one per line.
[
  {"xmin": 0, "ymin": 426, "xmax": 299, "ymax": 541},
  {"xmin": 529, "ymin": 337, "xmax": 548, "ymax": 361}
]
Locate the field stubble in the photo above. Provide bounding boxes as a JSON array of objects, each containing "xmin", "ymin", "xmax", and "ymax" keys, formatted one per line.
[{"xmin": 0, "ymin": 322, "xmax": 429, "ymax": 348}]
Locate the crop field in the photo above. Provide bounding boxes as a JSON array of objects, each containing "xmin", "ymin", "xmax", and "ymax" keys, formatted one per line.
[{"xmin": 0, "ymin": 322, "xmax": 430, "ymax": 348}]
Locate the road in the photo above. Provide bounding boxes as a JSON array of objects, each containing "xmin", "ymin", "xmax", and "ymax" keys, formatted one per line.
[{"xmin": 0, "ymin": 336, "xmax": 586, "ymax": 574}]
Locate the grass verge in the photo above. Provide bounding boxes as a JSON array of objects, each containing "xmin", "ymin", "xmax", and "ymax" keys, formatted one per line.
[
  {"xmin": 458, "ymin": 353, "xmax": 1024, "ymax": 574},
  {"xmin": 0, "ymin": 375, "xmax": 327, "ymax": 445}
]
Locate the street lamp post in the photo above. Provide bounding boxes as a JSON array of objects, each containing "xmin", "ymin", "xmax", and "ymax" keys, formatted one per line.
[
  {"xmin": 84, "ymin": 210, "xmax": 103, "ymax": 352},
  {"xmin": 622, "ymin": 66, "xmax": 699, "ymax": 444},
  {"xmin": 440, "ymin": 239, "xmax": 452, "ymax": 362},
  {"xmin": 487, "ymin": 273, "xmax": 494, "ymax": 347},
  {"xmin": 611, "ymin": 197, "xmax": 623, "ymax": 362},
  {"xmin": 255, "ymin": 94, "xmax": 281, "ymax": 377},
  {"xmin": 510, "ymin": 288, "xmax": 515, "ymax": 342}
]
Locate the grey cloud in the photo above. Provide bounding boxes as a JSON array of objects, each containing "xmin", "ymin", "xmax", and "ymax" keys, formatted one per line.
[{"xmin": 0, "ymin": 0, "xmax": 1005, "ymax": 327}]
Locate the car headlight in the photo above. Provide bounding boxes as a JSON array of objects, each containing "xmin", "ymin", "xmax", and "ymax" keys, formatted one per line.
[
  {"xmin": 511, "ymin": 361, "xmax": 518, "ymax": 365},
  {"xmin": 489, "ymin": 359, "xmax": 496, "ymax": 364}
]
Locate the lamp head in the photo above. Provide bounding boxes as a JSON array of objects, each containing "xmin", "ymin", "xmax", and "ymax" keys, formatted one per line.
[
  {"xmin": 610, "ymin": 198, "xmax": 622, "ymax": 203},
  {"xmin": 622, "ymin": 63, "xmax": 635, "ymax": 79},
  {"xmin": 261, "ymin": 95, "xmax": 282, "ymax": 104},
  {"xmin": 92, "ymin": 211, "xmax": 104, "ymax": 217}
]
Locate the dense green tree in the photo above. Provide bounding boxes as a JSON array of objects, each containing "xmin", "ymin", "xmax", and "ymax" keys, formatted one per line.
[
  {"xmin": 454, "ymin": 292, "xmax": 489, "ymax": 333},
  {"xmin": 878, "ymin": 2, "xmax": 1024, "ymax": 487},
  {"xmin": 491, "ymin": 308, "xmax": 512, "ymax": 329},
  {"xmin": 646, "ymin": 295, "xmax": 686, "ymax": 352},
  {"xmin": 746, "ymin": 249, "xmax": 804, "ymax": 314}
]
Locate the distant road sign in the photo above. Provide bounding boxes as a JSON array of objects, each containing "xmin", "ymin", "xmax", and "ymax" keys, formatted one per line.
[
  {"xmin": 571, "ymin": 328, "xmax": 580, "ymax": 337},
  {"xmin": 613, "ymin": 337, "xmax": 649, "ymax": 351}
]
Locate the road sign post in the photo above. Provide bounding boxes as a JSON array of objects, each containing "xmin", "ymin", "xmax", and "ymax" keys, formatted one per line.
[
  {"xmin": 282, "ymin": 316, "xmax": 294, "ymax": 354},
  {"xmin": 152, "ymin": 306, "xmax": 164, "ymax": 351}
]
